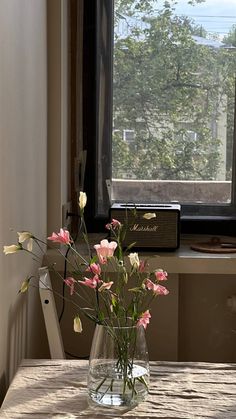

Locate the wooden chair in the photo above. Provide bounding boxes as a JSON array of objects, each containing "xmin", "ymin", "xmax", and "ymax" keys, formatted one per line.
[{"xmin": 38, "ymin": 267, "xmax": 65, "ymax": 359}]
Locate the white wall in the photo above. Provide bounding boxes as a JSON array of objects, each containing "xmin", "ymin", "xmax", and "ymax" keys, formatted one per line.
[
  {"xmin": 0, "ymin": 0, "xmax": 47, "ymax": 403},
  {"xmin": 47, "ymin": 0, "xmax": 70, "ymax": 235}
]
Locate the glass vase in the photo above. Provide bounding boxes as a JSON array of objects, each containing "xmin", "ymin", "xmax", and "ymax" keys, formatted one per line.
[{"xmin": 87, "ymin": 321, "xmax": 150, "ymax": 408}]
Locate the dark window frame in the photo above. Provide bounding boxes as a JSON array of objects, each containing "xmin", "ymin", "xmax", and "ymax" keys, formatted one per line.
[
  {"xmin": 80, "ymin": 0, "xmax": 236, "ymax": 236},
  {"xmin": 82, "ymin": 0, "xmax": 113, "ymax": 231}
]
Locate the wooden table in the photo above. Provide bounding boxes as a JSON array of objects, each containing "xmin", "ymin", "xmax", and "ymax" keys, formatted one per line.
[{"xmin": 1, "ymin": 359, "xmax": 236, "ymax": 418}]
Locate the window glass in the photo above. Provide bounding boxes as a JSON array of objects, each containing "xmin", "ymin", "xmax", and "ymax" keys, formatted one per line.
[{"xmin": 112, "ymin": 0, "xmax": 236, "ymax": 206}]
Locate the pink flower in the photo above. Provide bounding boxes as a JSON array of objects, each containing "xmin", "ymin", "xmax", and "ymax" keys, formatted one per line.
[
  {"xmin": 87, "ymin": 262, "xmax": 101, "ymax": 276},
  {"xmin": 138, "ymin": 260, "xmax": 148, "ymax": 273},
  {"xmin": 47, "ymin": 228, "xmax": 72, "ymax": 245},
  {"xmin": 137, "ymin": 310, "xmax": 151, "ymax": 329},
  {"xmin": 105, "ymin": 219, "xmax": 121, "ymax": 230},
  {"xmin": 98, "ymin": 281, "xmax": 114, "ymax": 292},
  {"xmin": 64, "ymin": 277, "xmax": 76, "ymax": 295},
  {"xmin": 154, "ymin": 284, "xmax": 169, "ymax": 295},
  {"xmin": 94, "ymin": 239, "xmax": 117, "ymax": 264},
  {"xmin": 79, "ymin": 275, "xmax": 100, "ymax": 289},
  {"xmin": 145, "ymin": 278, "xmax": 155, "ymax": 291},
  {"xmin": 146, "ymin": 279, "xmax": 169, "ymax": 296},
  {"xmin": 155, "ymin": 269, "xmax": 168, "ymax": 281}
]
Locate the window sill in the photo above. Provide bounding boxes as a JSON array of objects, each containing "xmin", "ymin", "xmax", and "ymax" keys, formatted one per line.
[
  {"xmin": 144, "ymin": 234, "xmax": 236, "ymax": 274},
  {"xmin": 44, "ymin": 234, "xmax": 236, "ymax": 275}
]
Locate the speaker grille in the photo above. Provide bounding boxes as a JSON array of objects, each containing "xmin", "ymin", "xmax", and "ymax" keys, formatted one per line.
[{"xmin": 110, "ymin": 208, "xmax": 180, "ymax": 249}]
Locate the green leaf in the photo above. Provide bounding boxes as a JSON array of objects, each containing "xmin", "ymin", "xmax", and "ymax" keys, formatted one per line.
[
  {"xmin": 125, "ymin": 242, "xmax": 136, "ymax": 252},
  {"xmin": 89, "ymin": 255, "xmax": 98, "ymax": 265},
  {"xmin": 98, "ymin": 311, "xmax": 105, "ymax": 322},
  {"xmin": 128, "ymin": 287, "xmax": 143, "ymax": 293},
  {"xmin": 18, "ymin": 276, "xmax": 33, "ymax": 294},
  {"xmin": 111, "ymin": 295, "xmax": 117, "ymax": 307},
  {"xmin": 81, "ymin": 310, "xmax": 97, "ymax": 323}
]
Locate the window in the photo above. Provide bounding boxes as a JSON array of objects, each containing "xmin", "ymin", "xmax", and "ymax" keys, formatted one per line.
[
  {"xmin": 112, "ymin": 0, "xmax": 236, "ymax": 219},
  {"xmin": 80, "ymin": 0, "xmax": 236, "ymax": 234},
  {"xmin": 123, "ymin": 129, "xmax": 135, "ymax": 144}
]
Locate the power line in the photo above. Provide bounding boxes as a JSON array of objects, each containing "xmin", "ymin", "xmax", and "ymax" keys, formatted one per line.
[{"xmin": 176, "ymin": 15, "xmax": 236, "ymax": 19}]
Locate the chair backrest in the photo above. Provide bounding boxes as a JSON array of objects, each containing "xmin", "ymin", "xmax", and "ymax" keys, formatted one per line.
[{"xmin": 38, "ymin": 267, "xmax": 65, "ymax": 359}]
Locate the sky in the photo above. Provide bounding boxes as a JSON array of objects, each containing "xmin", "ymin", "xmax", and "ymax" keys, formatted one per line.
[
  {"xmin": 160, "ymin": 0, "xmax": 236, "ymax": 37},
  {"xmin": 116, "ymin": 0, "xmax": 236, "ymax": 41}
]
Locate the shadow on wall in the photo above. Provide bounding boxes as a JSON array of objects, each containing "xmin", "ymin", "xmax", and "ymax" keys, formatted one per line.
[
  {"xmin": 6, "ymin": 296, "xmax": 28, "ymax": 385},
  {"xmin": 0, "ymin": 296, "xmax": 28, "ymax": 404},
  {"xmin": 0, "ymin": 374, "xmax": 7, "ymax": 407}
]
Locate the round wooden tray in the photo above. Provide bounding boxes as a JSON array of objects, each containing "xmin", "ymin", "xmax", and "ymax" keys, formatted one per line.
[{"xmin": 190, "ymin": 237, "xmax": 236, "ymax": 253}]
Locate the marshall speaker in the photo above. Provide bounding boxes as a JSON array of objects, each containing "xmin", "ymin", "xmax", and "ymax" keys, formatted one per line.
[{"xmin": 110, "ymin": 203, "xmax": 181, "ymax": 250}]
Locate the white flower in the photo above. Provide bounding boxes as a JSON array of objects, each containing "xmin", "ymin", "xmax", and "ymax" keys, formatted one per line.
[
  {"xmin": 79, "ymin": 192, "xmax": 87, "ymax": 210},
  {"xmin": 74, "ymin": 315, "xmax": 83, "ymax": 333},
  {"xmin": 17, "ymin": 231, "xmax": 33, "ymax": 243},
  {"xmin": 143, "ymin": 213, "xmax": 156, "ymax": 220},
  {"xmin": 27, "ymin": 238, "xmax": 33, "ymax": 252},
  {"xmin": 3, "ymin": 244, "xmax": 22, "ymax": 254},
  {"xmin": 17, "ymin": 232, "xmax": 34, "ymax": 252},
  {"xmin": 128, "ymin": 252, "xmax": 140, "ymax": 268},
  {"xmin": 98, "ymin": 281, "xmax": 114, "ymax": 292}
]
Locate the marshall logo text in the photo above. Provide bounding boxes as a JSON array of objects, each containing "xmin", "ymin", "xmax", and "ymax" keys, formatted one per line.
[{"xmin": 130, "ymin": 223, "xmax": 159, "ymax": 232}]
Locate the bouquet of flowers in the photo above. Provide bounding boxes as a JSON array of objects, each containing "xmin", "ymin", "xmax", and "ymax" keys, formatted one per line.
[{"xmin": 3, "ymin": 191, "xmax": 169, "ymax": 408}]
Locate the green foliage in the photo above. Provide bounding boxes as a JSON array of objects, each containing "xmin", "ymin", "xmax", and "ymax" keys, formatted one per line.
[
  {"xmin": 223, "ymin": 25, "xmax": 236, "ymax": 47},
  {"xmin": 113, "ymin": 0, "xmax": 236, "ymax": 181},
  {"xmin": 112, "ymin": 131, "xmax": 133, "ymax": 178}
]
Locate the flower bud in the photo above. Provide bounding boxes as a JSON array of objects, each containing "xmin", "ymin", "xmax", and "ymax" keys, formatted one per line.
[
  {"xmin": 128, "ymin": 252, "xmax": 140, "ymax": 269},
  {"xmin": 78, "ymin": 192, "xmax": 87, "ymax": 210},
  {"xmin": 74, "ymin": 316, "xmax": 83, "ymax": 333},
  {"xmin": 3, "ymin": 244, "xmax": 22, "ymax": 254}
]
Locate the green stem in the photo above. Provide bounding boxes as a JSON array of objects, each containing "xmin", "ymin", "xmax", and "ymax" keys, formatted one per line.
[
  {"xmin": 95, "ymin": 376, "xmax": 107, "ymax": 392},
  {"xmin": 96, "ymin": 378, "xmax": 115, "ymax": 402}
]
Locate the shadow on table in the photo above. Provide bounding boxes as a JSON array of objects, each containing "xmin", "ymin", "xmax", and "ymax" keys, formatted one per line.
[
  {"xmin": 0, "ymin": 364, "xmax": 138, "ymax": 418},
  {"xmin": 1, "ymin": 360, "xmax": 236, "ymax": 418}
]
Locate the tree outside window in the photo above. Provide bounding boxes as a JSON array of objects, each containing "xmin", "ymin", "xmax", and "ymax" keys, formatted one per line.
[{"xmin": 112, "ymin": 0, "xmax": 236, "ymax": 205}]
